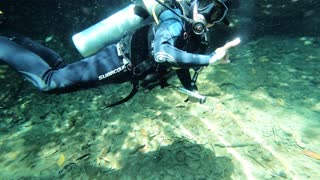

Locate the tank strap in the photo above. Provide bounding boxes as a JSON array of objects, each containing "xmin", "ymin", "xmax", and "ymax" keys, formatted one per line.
[{"xmin": 134, "ymin": 5, "xmax": 150, "ymax": 19}]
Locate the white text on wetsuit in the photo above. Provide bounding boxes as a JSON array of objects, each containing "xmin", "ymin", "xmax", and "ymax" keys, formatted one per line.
[{"xmin": 98, "ymin": 65, "xmax": 126, "ymax": 80}]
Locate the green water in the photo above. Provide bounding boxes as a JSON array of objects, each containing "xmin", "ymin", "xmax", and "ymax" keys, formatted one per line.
[{"xmin": 0, "ymin": 0, "xmax": 319, "ymax": 179}]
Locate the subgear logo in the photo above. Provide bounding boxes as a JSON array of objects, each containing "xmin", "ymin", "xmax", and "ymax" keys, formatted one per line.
[{"xmin": 98, "ymin": 64, "xmax": 127, "ymax": 81}]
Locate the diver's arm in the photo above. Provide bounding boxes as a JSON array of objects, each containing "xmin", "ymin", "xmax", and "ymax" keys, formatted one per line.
[
  {"xmin": 154, "ymin": 42, "xmax": 212, "ymax": 67},
  {"xmin": 154, "ymin": 33, "xmax": 238, "ymax": 67},
  {"xmin": 154, "ymin": 9, "xmax": 240, "ymax": 67},
  {"xmin": 209, "ymin": 38, "xmax": 241, "ymax": 65},
  {"xmin": 153, "ymin": 9, "xmax": 214, "ymax": 67}
]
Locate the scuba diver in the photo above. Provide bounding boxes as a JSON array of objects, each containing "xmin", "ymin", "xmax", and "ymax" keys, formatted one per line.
[{"xmin": 0, "ymin": 0, "xmax": 240, "ymax": 106}]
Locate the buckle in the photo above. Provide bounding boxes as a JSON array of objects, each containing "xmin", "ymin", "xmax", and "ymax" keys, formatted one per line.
[{"xmin": 116, "ymin": 43, "xmax": 123, "ymax": 57}]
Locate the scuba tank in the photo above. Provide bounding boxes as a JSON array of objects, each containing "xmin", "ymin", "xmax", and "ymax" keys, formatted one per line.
[
  {"xmin": 72, "ymin": 1, "xmax": 161, "ymax": 57},
  {"xmin": 142, "ymin": 0, "xmax": 159, "ymax": 15},
  {"xmin": 72, "ymin": 4, "xmax": 143, "ymax": 57}
]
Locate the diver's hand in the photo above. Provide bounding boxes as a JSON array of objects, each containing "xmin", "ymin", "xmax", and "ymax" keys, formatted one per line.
[
  {"xmin": 209, "ymin": 38, "xmax": 241, "ymax": 64},
  {"xmin": 210, "ymin": 47, "xmax": 228, "ymax": 64},
  {"xmin": 219, "ymin": 53, "xmax": 230, "ymax": 64}
]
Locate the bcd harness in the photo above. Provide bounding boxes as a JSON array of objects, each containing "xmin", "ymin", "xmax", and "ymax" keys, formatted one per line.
[
  {"xmin": 106, "ymin": 22, "xmax": 170, "ymax": 108},
  {"xmin": 106, "ymin": 0, "xmax": 208, "ymax": 107}
]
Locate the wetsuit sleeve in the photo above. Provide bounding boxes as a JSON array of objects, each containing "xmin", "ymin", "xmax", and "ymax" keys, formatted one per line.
[{"xmin": 153, "ymin": 9, "xmax": 212, "ymax": 68}]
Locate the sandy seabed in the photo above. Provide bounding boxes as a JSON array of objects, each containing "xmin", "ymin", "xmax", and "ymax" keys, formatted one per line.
[{"xmin": 0, "ymin": 36, "xmax": 319, "ymax": 179}]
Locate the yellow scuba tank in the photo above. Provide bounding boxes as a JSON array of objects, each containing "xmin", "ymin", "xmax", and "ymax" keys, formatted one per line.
[{"xmin": 72, "ymin": 0, "xmax": 162, "ymax": 57}]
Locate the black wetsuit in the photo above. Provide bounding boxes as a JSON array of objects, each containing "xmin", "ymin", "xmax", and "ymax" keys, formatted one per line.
[
  {"xmin": 0, "ymin": 36, "xmax": 130, "ymax": 92},
  {"xmin": 0, "ymin": 9, "xmax": 214, "ymax": 92}
]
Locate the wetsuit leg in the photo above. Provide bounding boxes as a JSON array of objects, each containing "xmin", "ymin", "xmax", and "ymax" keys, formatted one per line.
[
  {"xmin": 48, "ymin": 45, "xmax": 130, "ymax": 91},
  {"xmin": 0, "ymin": 36, "xmax": 129, "ymax": 92},
  {"xmin": 7, "ymin": 33, "xmax": 66, "ymax": 69},
  {"xmin": 176, "ymin": 68, "xmax": 197, "ymax": 90},
  {"xmin": 0, "ymin": 36, "xmax": 53, "ymax": 90}
]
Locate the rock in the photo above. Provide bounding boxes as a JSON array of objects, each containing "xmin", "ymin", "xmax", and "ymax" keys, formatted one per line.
[
  {"xmin": 175, "ymin": 150, "xmax": 186, "ymax": 162},
  {"xmin": 186, "ymin": 159, "xmax": 201, "ymax": 170}
]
